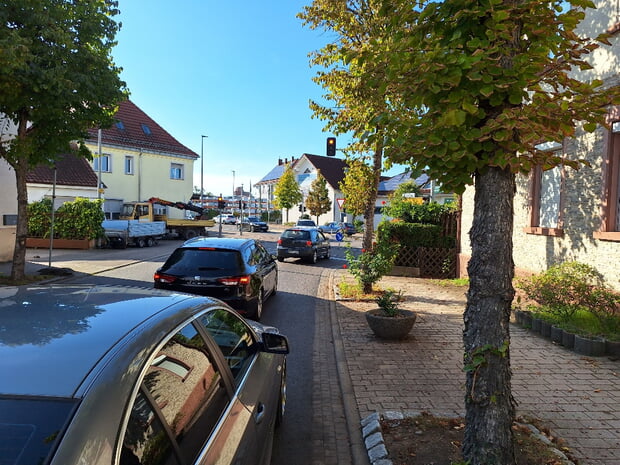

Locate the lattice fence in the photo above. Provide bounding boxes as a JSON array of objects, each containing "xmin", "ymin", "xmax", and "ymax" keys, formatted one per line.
[{"xmin": 394, "ymin": 246, "xmax": 457, "ymax": 279}]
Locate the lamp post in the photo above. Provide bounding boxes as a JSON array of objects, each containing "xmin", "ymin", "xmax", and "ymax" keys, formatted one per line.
[{"xmin": 200, "ymin": 135, "xmax": 207, "ymax": 206}]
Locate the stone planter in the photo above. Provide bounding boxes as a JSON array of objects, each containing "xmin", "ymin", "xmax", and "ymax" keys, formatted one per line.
[
  {"xmin": 550, "ymin": 325, "xmax": 564, "ymax": 344},
  {"xmin": 365, "ymin": 309, "xmax": 417, "ymax": 340},
  {"xmin": 539, "ymin": 321, "xmax": 552, "ymax": 338},
  {"xmin": 521, "ymin": 312, "xmax": 533, "ymax": 329},
  {"xmin": 514, "ymin": 309, "xmax": 524, "ymax": 325},
  {"xmin": 573, "ymin": 335, "xmax": 606, "ymax": 357},
  {"xmin": 26, "ymin": 237, "xmax": 95, "ymax": 250},
  {"xmin": 605, "ymin": 339, "xmax": 620, "ymax": 357},
  {"xmin": 561, "ymin": 330, "xmax": 575, "ymax": 349},
  {"xmin": 531, "ymin": 317, "xmax": 542, "ymax": 333}
]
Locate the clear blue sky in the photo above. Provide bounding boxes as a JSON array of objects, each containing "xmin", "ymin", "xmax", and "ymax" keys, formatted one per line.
[{"xmin": 112, "ymin": 1, "xmax": 404, "ymax": 199}]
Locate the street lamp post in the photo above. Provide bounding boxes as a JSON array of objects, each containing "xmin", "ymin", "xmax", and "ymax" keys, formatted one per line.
[{"xmin": 200, "ymin": 135, "xmax": 207, "ymax": 206}]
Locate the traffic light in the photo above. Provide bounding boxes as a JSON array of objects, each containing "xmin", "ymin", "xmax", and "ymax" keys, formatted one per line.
[
  {"xmin": 217, "ymin": 196, "xmax": 225, "ymax": 209},
  {"xmin": 298, "ymin": 204, "xmax": 303, "ymax": 212},
  {"xmin": 326, "ymin": 137, "xmax": 336, "ymax": 156}
]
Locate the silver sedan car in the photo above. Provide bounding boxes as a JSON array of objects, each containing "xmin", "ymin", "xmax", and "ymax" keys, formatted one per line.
[{"xmin": 0, "ymin": 285, "xmax": 289, "ymax": 465}]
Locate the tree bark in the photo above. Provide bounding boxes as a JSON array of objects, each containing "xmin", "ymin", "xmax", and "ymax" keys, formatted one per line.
[
  {"xmin": 361, "ymin": 141, "xmax": 383, "ymax": 294},
  {"xmin": 11, "ymin": 156, "xmax": 29, "ymax": 281},
  {"xmin": 463, "ymin": 166, "xmax": 516, "ymax": 465}
]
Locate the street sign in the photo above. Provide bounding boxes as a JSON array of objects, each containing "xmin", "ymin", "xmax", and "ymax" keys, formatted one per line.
[
  {"xmin": 337, "ymin": 198, "xmax": 345, "ymax": 209},
  {"xmin": 335, "ymin": 231, "xmax": 344, "ymax": 242}
]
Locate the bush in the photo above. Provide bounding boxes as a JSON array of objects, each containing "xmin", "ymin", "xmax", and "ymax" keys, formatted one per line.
[
  {"xmin": 344, "ymin": 238, "xmax": 400, "ymax": 291},
  {"xmin": 517, "ymin": 261, "xmax": 620, "ymax": 335},
  {"xmin": 378, "ymin": 221, "xmax": 455, "ymax": 248},
  {"xmin": 28, "ymin": 198, "xmax": 105, "ymax": 240},
  {"xmin": 383, "ymin": 200, "xmax": 457, "ymax": 225}
]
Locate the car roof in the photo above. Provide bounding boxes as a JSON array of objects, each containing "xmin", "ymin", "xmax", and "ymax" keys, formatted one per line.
[
  {"xmin": 0, "ymin": 285, "xmax": 215, "ymax": 398},
  {"xmin": 283, "ymin": 226, "xmax": 318, "ymax": 231},
  {"xmin": 181, "ymin": 236, "xmax": 254, "ymax": 250}
]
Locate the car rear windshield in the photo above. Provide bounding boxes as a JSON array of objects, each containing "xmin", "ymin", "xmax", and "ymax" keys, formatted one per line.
[
  {"xmin": 0, "ymin": 396, "xmax": 77, "ymax": 465},
  {"xmin": 161, "ymin": 248, "xmax": 243, "ymax": 275},
  {"xmin": 282, "ymin": 230, "xmax": 310, "ymax": 240}
]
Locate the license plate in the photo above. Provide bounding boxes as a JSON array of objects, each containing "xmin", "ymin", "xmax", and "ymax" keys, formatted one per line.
[{"xmin": 288, "ymin": 250, "xmax": 298, "ymax": 254}]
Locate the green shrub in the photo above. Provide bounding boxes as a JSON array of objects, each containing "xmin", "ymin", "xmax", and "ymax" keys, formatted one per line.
[
  {"xmin": 383, "ymin": 199, "xmax": 457, "ymax": 224},
  {"xmin": 378, "ymin": 221, "xmax": 455, "ymax": 248},
  {"xmin": 517, "ymin": 261, "xmax": 620, "ymax": 337},
  {"xmin": 344, "ymin": 238, "xmax": 400, "ymax": 290},
  {"xmin": 28, "ymin": 198, "xmax": 105, "ymax": 240}
]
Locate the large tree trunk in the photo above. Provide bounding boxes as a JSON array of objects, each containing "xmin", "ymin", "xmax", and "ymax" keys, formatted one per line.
[
  {"xmin": 462, "ymin": 166, "xmax": 516, "ymax": 465},
  {"xmin": 361, "ymin": 142, "xmax": 383, "ymax": 294},
  {"xmin": 11, "ymin": 160, "xmax": 29, "ymax": 281}
]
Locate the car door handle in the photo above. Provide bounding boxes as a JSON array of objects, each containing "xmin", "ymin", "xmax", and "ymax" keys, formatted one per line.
[{"xmin": 254, "ymin": 402, "xmax": 266, "ymax": 425}]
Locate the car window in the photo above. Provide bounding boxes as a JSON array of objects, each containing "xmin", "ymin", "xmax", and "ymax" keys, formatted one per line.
[
  {"xmin": 319, "ymin": 231, "xmax": 327, "ymax": 241},
  {"xmin": 161, "ymin": 248, "xmax": 243, "ymax": 276},
  {"xmin": 122, "ymin": 323, "xmax": 229, "ymax": 465},
  {"xmin": 199, "ymin": 309, "xmax": 258, "ymax": 385},
  {"xmin": 282, "ymin": 229, "xmax": 310, "ymax": 240}
]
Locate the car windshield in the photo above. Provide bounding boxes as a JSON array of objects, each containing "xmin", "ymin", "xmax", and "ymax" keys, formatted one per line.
[
  {"xmin": 160, "ymin": 248, "xmax": 243, "ymax": 275},
  {"xmin": 282, "ymin": 230, "xmax": 310, "ymax": 240},
  {"xmin": 0, "ymin": 397, "xmax": 78, "ymax": 465},
  {"xmin": 247, "ymin": 217, "xmax": 260, "ymax": 222}
]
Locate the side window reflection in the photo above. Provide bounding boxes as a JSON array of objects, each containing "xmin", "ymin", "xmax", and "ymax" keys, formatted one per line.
[
  {"xmin": 122, "ymin": 323, "xmax": 229, "ymax": 465},
  {"xmin": 200, "ymin": 309, "xmax": 257, "ymax": 384}
]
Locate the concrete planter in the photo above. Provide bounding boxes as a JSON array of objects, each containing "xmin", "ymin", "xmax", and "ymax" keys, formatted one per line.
[
  {"xmin": 574, "ymin": 335, "xmax": 606, "ymax": 356},
  {"xmin": 550, "ymin": 325, "xmax": 564, "ymax": 344},
  {"xmin": 531, "ymin": 317, "xmax": 542, "ymax": 333},
  {"xmin": 365, "ymin": 309, "xmax": 417, "ymax": 340},
  {"xmin": 26, "ymin": 237, "xmax": 95, "ymax": 250},
  {"xmin": 540, "ymin": 321, "xmax": 552, "ymax": 338},
  {"xmin": 561, "ymin": 330, "xmax": 575, "ymax": 349}
]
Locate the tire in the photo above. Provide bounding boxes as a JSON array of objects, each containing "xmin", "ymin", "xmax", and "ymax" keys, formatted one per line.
[
  {"xmin": 146, "ymin": 237, "xmax": 154, "ymax": 247},
  {"xmin": 275, "ymin": 359, "xmax": 287, "ymax": 428},
  {"xmin": 277, "ymin": 257, "xmax": 284, "ymax": 262},
  {"xmin": 136, "ymin": 238, "xmax": 145, "ymax": 248},
  {"xmin": 308, "ymin": 250, "xmax": 318, "ymax": 264},
  {"xmin": 324, "ymin": 248, "xmax": 330, "ymax": 259},
  {"xmin": 253, "ymin": 289, "xmax": 264, "ymax": 321},
  {"xmin": 184, "ymin": 229, "xmax": 198, "ymax": 240},
  {"xmin": 272, "ymin": 272, "xmax": 278, "ymax": 295}
]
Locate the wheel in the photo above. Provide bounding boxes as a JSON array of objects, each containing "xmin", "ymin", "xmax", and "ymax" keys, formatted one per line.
[
  {"xmin": 308, "ymin": 250, "xmax": 317, "ymax": 264},
  {"xmin": 277, "ymin": 257, "xmax": 284, "ymax": 262},
  {"xmin": 136, "ymin": 238, "xmax": 145, "ymax": 248},
  {"xmin": 146, "ymin": 237, "xmax": 154, "ymax": 247},
  {"xmin": 275, "ymin": 359, "xmax": 287, "ymax": 428},
  {"xmin": 253, "ymin": 289, "xmax": 264, "ymax": 321},
  {"xmin": 272, "ymin": 272, "xmax": 278, "ymax": 295},
  {"xmin": 324, "ymin": 248, "xmax": 330, "ymax": 259},
  {"xmin": 184, "ymin": 229, "xmax": 198, "ymax": 240}
]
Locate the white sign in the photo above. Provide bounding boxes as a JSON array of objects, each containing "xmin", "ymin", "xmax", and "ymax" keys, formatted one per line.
[{"xmin": 337, "ymin": 198, "xmax": 345, "ymax": 209}]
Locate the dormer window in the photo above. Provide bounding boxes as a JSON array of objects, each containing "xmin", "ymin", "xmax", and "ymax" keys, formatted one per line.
[
  {"xmin": 115, "ymin": 121, "xmax": 125, "ymax": 131},
  {"xmin": 141, "ymin": 124, "xmax": 152, "ymax": 135}
]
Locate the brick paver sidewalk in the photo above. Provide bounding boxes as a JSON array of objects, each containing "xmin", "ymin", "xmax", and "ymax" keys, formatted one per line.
[{"xmin": 333, "ymin": 271, "xmax": 620, "ymax": 465}]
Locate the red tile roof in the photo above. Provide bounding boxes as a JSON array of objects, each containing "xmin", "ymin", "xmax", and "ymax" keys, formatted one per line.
[
  {"xmin": 26, "ymin": 152, "xmax": 99, "ymax": 187},
  {"xmin": 301, "ymin": 154, "xmax": 348, "ymax": 190},
  {"xmin": 87, "ymin": 99, "xmax": 198, "ymax": 159}
]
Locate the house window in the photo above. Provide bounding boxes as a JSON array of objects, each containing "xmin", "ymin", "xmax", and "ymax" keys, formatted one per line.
[
  {"xmin": 170, "ymin": 163, "xmax": 184, "ymax": 180},
  {"xmin": 124, "ymin": 155, "xmax": 134, "ymax": 175},
  {"xmin": 93, "ymin": 154, "xmax": 111, "ymax": 173},
  {"xmin": 594, "ymin": 123, "xmax": 620, "ymax": 241},
  {"xmin": 524, "ymin": 142, "xmax": 564, "ymax": 237}
]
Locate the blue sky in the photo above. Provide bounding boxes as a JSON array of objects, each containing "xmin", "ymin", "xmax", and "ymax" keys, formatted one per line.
[{"xmin": 112, "ymin": 0, "xmax": 401, "ymax": 198}]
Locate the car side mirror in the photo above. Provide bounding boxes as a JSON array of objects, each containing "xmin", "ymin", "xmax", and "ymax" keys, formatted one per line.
[{"xmin": 261, "ymin": 332, "xmax": 290, "ymax": 354}]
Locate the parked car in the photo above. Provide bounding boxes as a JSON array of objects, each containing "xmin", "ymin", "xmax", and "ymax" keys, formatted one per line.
[
  {"xmin": 277, "ymin": 226, "xmax": 330, "ymax": 264},
  {"xmin": 154, "ymin": 237, "xmax": 278, "ymax": 320},
  {"xmin": 237, "ymin": 216, "xmax": 269, "ymax": 232},
  {"xmin": 319, "ymin": 221, "xmax": 356, "ymax": 236},
  {"xmin": 0, "ymin": 284, "xmax": 289, "ymax": 465},
  {"xmin": 295, "ymin": 219, "xmax": 316, "ymax": 227},
  {"xmin": 213, "ymin": 213, "xmax": 237, "ymax": 224}
]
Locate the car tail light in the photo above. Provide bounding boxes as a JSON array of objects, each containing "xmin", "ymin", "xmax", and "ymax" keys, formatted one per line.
[
  {"xmin": 306, "ymin": 241, "xmax": 312, "ymax": 246},
  {"xmin": 217, "ymin": 276, "xmax": 250, "ymax": 286},
  {"xmin": 277, "ymin": 239, "xmax": 282, "ymax": 245},
  {"xmin": 154, "ymin": 272, "xmax": 177, "ymax": 284}
]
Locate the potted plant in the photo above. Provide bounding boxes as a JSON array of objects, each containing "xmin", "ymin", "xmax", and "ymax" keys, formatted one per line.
[{"xmin": 365, "ymin": 289, "xmax": 417, "ymax": 340}]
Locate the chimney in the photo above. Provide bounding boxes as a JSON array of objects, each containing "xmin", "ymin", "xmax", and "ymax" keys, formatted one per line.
[{"xmin": 278, "ymin": 158, "xmax": 283, "ymax": 166}]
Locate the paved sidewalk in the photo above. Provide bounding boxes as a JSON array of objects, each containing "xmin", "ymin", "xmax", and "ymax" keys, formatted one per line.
[{"xmin": 330, "ymin": 270, "xmax": 620, "ymax": 465}]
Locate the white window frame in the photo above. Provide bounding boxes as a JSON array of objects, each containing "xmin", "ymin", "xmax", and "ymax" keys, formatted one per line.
[
  {"xmin": 170, "ymin": 163, "xmax": 184, "ymax": 180},
  {"xmin": 124, "ymin": 155, "xmax": 134, "ymax": 175},
  {"xmin": 93, "ymin": 154, "xmax": 111, "ymax": 173}
]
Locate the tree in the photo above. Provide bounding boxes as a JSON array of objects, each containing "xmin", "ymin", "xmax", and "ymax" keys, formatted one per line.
[
  {"xmin": 0, "ymin": 0, "xmax": 127, "ymax": 280},
  {"xmin": 305, "ymin": 170, "xmax": 332, "ymax": 223},
  {"xmin": 273, "ymin": 164, "xmax": 302, "ymax": 222},
  {"xmin": 300, "ymin": 0, "xmax": 619, "ymax": 463}
]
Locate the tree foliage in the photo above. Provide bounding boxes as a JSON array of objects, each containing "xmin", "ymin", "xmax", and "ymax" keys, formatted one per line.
[
  {"xmin": 305, "ymin": 170, "xmax": 332, "ymax": 222},
  {"xmin": 273, "ymin": 164, "xmax": 303, "ymax": 222},
  {"xmin": 300, "ymin": 0, "xmax": 620, "ymax": 463},
  {"xmin": 0, "ymin": 0, "xmax": 127, "ymax": 279},
  {"xmin": 339, "ymin": 157, "xmax": 375, "ymax": 218}
]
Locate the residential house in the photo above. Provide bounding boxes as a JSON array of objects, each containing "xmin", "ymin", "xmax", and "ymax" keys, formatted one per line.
[
  {"xmin": 85, "ymin": 99, "xmax": 198, "ymax": 219},
  {"xmin": 458, "ymin": 1, "xmax": 620, "ymax": 291},
  {"xmin": 256, "ymin": 154, "xmax": 349, "ymax": 225},
  {"xmin": 0, "ymin": 118, "xmax": 18, "ymax": 260}
]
